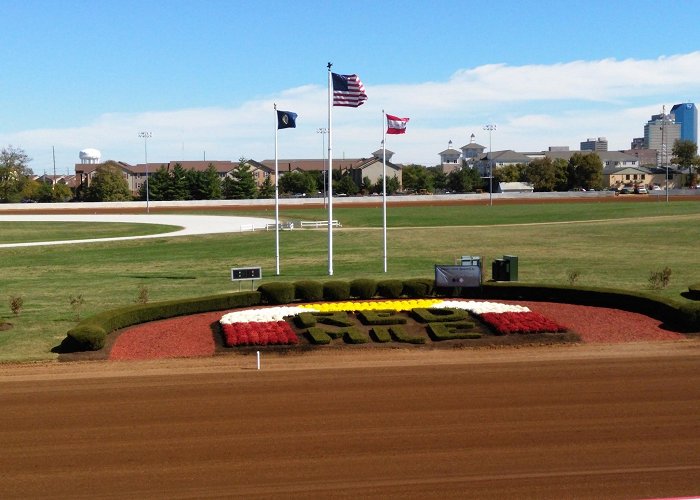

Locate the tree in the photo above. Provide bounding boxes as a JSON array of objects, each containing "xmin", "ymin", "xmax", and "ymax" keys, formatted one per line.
[
  {"xmin": 169, "ymin": 163, "xmax": 191, "ymax": 200},
  {"xmin": 278, "ymin": 170, "xmax": 316, "ymax": 196},
  {"xmin": 671, "ymin": 139, "xmax": 700, "ymax": 186},
  {"xmin": 495, "ymin": 163, "xmax": 525, "ymax": 183},
  {"xmin": 401, "ymin": 164, "xmax": 432, "ymax": 193},
  {"xmin": 567, "ymin": 153, "xmax": 603, "ymax": 190},
  {"xmin": 374, "ymin": 175, "xmax": 400, "ymax": 195},
  {"xmin": 335, "ymin": 173, "xmax": 359, "ymax": 195},
  {"xmin": 522, "ymin": 158, "xmax": 568, "ymax": 192},
  {"xmin": 223, "ymin": 159, "xmax": 257, "ymax": 199},
  {"xmin": 0, "ymin": 145, "xmax": 33, "ymax": 203},
  {"xmin": 200, "ymin": 163, "xmax": 222, "ymax": 199},
  {"xmin": 85, "ymin": 162, "xmax": 132, "ymax": 201},
  {"xmin": 447, "ymin": 167, "xmax": 482, "ymax": 193},
  {"xmin": 257, "ymin": 175, "xmax": 274, "ymax": 199},
  {"xmin": 142, "ymin": 165, "xmax": 172, "ymax": 201}
]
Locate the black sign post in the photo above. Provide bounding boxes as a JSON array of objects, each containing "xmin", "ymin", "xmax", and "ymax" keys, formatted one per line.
[{"xmin": 231, "ymin": 266, "xmax": 262, "ymax": 291}]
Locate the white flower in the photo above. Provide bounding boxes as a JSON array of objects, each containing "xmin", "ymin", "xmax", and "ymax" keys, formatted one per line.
[
  {"xmin": 431, "ymin": 300, "xmax": 530, "ymax": 315},
  {"xmin": 220, "ymin": 306, "xmax": 318, "ymax": 325}
]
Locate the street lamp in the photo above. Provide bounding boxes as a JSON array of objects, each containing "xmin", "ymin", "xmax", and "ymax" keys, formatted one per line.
[
  {"xmin": 483, "ymin": 124, "xmax": 496, "ymax": 206},
  {"xmin": 138, "ymin": 131, "xmax": 152, "ymax": 213},
  {"xmin": 317, "ymin": 127, "xmax": 328, "ymax": 206}
]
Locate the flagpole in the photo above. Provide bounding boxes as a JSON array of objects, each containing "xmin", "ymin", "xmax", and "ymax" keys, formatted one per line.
[
  {"xmin": 274, "ymin": 104, "xmax": 280, "ymax": 275},
  {"xmin": 327, "ymin": 62, "xmax": 334, "ymax": 276},
  {"xmin": 382, "ymin": 110, "xmax": 388, "ymax": 273}
]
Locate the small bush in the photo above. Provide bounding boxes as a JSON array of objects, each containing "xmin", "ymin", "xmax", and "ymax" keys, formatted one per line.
[
  {"xmin": 343, "ymin": 327, "xmax": 369, "ymax": 344},
  {"xmin": 412, "ymin": 308, "xmax": 469, "ymax": 323},
  {"xmin": 294, "ymin": 280, "xmax": 324, "ymax": 302},
  {"xmin": 323, "ymin": 280, "xmax": 351, "ymax": 301},
  {"xmin": 402, "ymin": 278, "xmax": 434, "ymax": 298},
  {"xmin": 135, "ymin": 285, "xmax": 149, "ymax": 304},
  {"xmin": 9, "ymin": 296, "xmax": 23, "ymax": 316},
  {"xmin": 376, "ymin": 279, "xmax": 404, "ymax": 299},
  {"xmin": 258, "ymin": 282, "xmax": 295, "ymax": 304},
  {"xmin": 688, "ymin": 283, "xmax": 700, "ymax": 300},
  {"xmin": 389, "ymin": 326, "xmax": 425, "ymax": 344},
  {"xmin": 357, "ymin": 310, "xmax": 407, "ymax": 325},
  {"xmin": 567, "ymin": 270, "xmax": 581, "ymax": 286},
  {"xmin": 69, "ymin": 294, "xmax": 85, "ymax": 321},
  {"xmin": 66, "ymin": 324, "xmax": 107, "ymax": 350},
  {"xmin": 648, "ymin": 267, "xmax": 672, "ymax": 290},
  {"xmin": 428, "ymin": 322, "xmax": 481, "ymax": 341},
  {"xmin": 350, "ymin": 278, "xmax": 377, "ymax": 299}
]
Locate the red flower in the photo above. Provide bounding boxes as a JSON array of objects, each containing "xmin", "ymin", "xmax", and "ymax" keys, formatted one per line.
[{"xmin": 222, "ymin": 321, "xmax": 299, "ymax": 347}]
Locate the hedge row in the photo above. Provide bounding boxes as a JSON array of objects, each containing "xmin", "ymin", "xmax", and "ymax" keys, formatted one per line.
[
  {"xmin": 259, "ymin": 278, "xmax": 434, "ymax": 304},
  {"xmin": 63, "ymin": 277, "xmax": 700, "ymax": 352},
  {"xmin": 65, "ymin": 291, "xmax": 261, "ymax": 351}
]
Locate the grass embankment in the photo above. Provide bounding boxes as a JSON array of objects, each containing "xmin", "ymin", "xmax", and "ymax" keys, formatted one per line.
[
  {"xmin": 0, "ymin": 200, "xmax": 699, "ymax": 362},
  {"xmin": 0, "ymin": 222, "xmax": 179, "ymax": 244}
]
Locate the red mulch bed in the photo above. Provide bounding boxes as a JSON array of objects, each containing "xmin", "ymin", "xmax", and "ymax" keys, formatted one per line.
[{"xmin": 105, "ymin": 301, "xmax": 686, "ymax": 361}]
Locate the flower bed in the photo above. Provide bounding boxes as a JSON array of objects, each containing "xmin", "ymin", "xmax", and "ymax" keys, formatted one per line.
[{"xmin": 479, "ymin": 311, "xmax": 568, "ymax": 335}]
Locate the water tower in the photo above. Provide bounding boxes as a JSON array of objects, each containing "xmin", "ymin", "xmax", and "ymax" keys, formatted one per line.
[{"xmin": 79, "ymin": 148, "xmax": 102, "ymax": 164}]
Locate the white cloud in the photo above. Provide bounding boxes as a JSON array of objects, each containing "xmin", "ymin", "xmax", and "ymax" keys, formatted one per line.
[{"xmin": 4, "ymin": 52, "xmax": 699, "ymax": 171}]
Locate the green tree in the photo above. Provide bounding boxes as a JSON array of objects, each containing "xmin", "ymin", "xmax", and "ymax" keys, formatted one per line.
[
  {"xmin": 495, "ymin": 163, "xmax": 525, "ymax": 183},
  {"xmin": 523, "ymin": 158, "xmax": 564, "ymax": 191},
  {"xmin": 336, "ymin": 173, "xmax": 359, "ymax": 195},
  {"xmin": 169, "ymin": 163, "xmax": 191, "ymax": 200},
  {"xmin": 141, "ymin": 165, "xmax": 171, "ymax": 201},
  {"xmin": 0, "ymin": 145, "xmax": 33, "ymax": 202},
  {"xmin": 671, "ymin": 139, "xmax": 699, "ymax": 186},
  {"xmin": 401, "ymin": 164, "xmax": 432, "ymax": 193},
  {"xmin": 257, "ymin": 175, "xmax": 274, "ymax": 199},
  {"xmin": 85, "ymin": 162, "xmax": 132, "ymax": 201},
  {"xmin": 278, "ymin": 170, "xmax": 316, "ymax": 196},
  {"xmin": 567, "ymin": 153, "xmax": 603, "ymax": 190},
  {"xmin": 223, "ymin": 159, "xmax": 257, "ymax": 199},
  {"xmin": 447, "ymin": 167, "xmax": 482, "ymax": 193},
  {"xmin": 201, "ymin": 163, "xmax": 222, "ymax": 199}
]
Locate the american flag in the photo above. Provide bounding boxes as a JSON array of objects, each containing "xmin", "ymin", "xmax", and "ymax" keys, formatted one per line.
[{"xmin": 332, "ymin": 72, "xmax": 368, "ymax": 107}]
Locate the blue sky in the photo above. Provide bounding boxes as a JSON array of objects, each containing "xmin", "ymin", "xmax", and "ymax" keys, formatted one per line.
[{"xmin": 2, "ymin": 0, "xmax": 699, "ymax": 172}]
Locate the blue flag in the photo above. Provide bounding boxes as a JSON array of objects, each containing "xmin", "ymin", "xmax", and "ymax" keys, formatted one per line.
[{"xmin": 277, "ymin": 110, "xmax": 297, "ymax": 129}]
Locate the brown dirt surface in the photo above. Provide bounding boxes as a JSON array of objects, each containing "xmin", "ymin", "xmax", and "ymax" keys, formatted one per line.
[{"xmin": 1, "ymin": 341, "xmax": 699, "ymax": 499}]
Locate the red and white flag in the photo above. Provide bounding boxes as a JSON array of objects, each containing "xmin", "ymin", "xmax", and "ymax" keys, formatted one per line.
[{"xmin": 386, "ymin": 114, "xmax": 409, "ymax": 134}]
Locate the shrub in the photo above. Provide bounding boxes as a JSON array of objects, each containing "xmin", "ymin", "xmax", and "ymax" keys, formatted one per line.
[
  {"xmin": 343, "ymin": 327, "xmax": 369, "ymax": 344},
  {"xmin": 389, "ymin": 326, "xmax": 425, "ymax": 344},
  {"xmin": 350, "ymin": 278, "xmax": 377, "ymax": 299},
  {"xmin": 567, "ymin": 270, "xmax": 581, "ymax": 286},
  {"xmin": 9, "ymin": 296, "xmax": 23, "ymax": 316},
  {"xmin": 65, "ymin": 291, "xmax": 261, "ymax": 351},
  {"xmin": 402, "ymin": 278, "xmax": 434, "ymax": 298},
  {"xmin": 688, "ymin": 283, "xmax": 700, "ymax": 300},
  {"xmin": 69, "ymin": 294, "xmax": 85, "ymax": 321},
  {"xmin": 370, "ymin": 326, "xmax": 392, "ymax": 343},
  {"xmin": 428, "ymin": 322, "xmax": 481, "ymax": 341},
  {"xmin": 135, "ymin": 285, "xmax": 149, "ymax": 304},
  {"xmin": 306, "ymin": 327, "xmax": 331, "ymax": 345},
  {"xmin": 323, "ymin": 280, "xmax": 351, "ymax": 301},
  {"xmin": 258, "ymin": 282, "xmax": 295, "ymax": 304},
  {"xmin": 357, "ymin": 310, "xmax": 406, "ymax": 325},
  {"xmin": 411, "ymin": 308, "xmax": 469, "ymax": 323},
  {"xmin": 648, "ymin": 267, "xmax": 672, "ymax": 290},
  {"xmin": 376, "ymin": 279, "xmax": 404, "ymax": 299},
  {"xmin": 294, "ymin": 280, "xmax": 324, "ymax": 302}
]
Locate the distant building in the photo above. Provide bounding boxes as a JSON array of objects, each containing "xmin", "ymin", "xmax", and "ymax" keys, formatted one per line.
[
  {"xmin": 643, "ymin": 112, "xmax": 680, "ymax": 165},
  {"xmin": 670, "ymin": 102, "xmax": 697, "ymax": 144},
  {"xmin": 630, "ymin": 137, "xmax": 645, "ymax": 150},
  {"xmin": 580, "ymin": 137, "xmax": 608, "ymax": 152},
  {"xmin": 438, "ymin": 140, "xmax": 462, "ymax": 174}
]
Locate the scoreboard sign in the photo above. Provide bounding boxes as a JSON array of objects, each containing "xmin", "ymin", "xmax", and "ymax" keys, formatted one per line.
[
  {"xmin": 435, "ymin": 264, "xmax": 481, "ymax": 288},
  {"xmin": 231, "ymin": 267, "xmax": 262, "ymax": 281}
]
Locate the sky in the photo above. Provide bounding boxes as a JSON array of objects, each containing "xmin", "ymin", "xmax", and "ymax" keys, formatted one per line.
[{"xmin": 2, "ymin": 0, "xmax": 700, "ymax": 174}]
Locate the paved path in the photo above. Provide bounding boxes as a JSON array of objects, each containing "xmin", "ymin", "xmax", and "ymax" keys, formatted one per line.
[{"xmin": 0, "ymin": 214, "xmax": 275, "ymax": 248}]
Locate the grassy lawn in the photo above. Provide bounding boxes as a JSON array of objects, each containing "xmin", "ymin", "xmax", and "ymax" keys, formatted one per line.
[
  {"xmin": 0, "ymin": 222, "xmax": 180, "ymax": 244},
  {"xmin": 0, "ymin": 200, "xmax": 699, "ymax": 363}
]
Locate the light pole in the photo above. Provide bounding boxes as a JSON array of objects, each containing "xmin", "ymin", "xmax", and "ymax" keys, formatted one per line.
[
  {"xmin": 317, "ymin": 127, "xmax": 328, "ymax": 206},
  {"xmin": 483, "ymin": 124, "xmax": 496, "ymax": 206},
  {"xmin": 138, "ymin": 131, "xmax": 152, "ymax": 213}
]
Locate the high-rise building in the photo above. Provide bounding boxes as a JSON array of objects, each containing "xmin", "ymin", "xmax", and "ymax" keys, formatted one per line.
[
  {"xmin": 670, "ymin": 102, "xmax": 697, "ymax": 144},
  {"xmin": 644, "ymin": 111, "xmax": 680, "ymax": 166},
  {"xmin": 580, "ymin": 137, "xmax": 608, "ymax": 151}
]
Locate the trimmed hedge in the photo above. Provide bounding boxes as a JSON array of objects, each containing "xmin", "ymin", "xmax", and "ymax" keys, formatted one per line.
[
  {"xmin": 428, "ymin": 322, "xmax": 482, "ymax": 341},
  {"xmin": 66, "ymin": 291, "xmax": 261, "ymax": 351},
  {"xmin": 323, "ymin": 280, "xmax": 351, "ymax": 301},
  {"xmin": 294, "ymin": 280, "xmax": 324, "ymax": 302},
  {"xmin": 377, "ymin": 279, "xmax": 404, "ymax": 299},
  {"xmin": 258, "ymin": 282, "xmax": 295, "ymax": 304},
  {"xmin": 412, "ymin": 308, "xmax": 469, "ymax": 323},
  {"xmin": 350, "ymin": 278, "xmax": 378, "ymax": 299},
  {"xmin": 688, "ymin": 283, "xmax": 700, "ymax": 300},
  {"xmin": 403, "ymin": 278, "xmax": 434, "ymax": 298}
]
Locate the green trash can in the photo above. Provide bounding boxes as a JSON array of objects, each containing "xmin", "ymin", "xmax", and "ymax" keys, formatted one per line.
[{"xmin": 503, "ymin": 255, "xmax": 518, "ymax": 281}]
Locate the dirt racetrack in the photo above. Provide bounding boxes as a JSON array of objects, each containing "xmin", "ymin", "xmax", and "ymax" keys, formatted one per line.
[{"xmin": 1, "ymin": 342, "xmax": 699, "ymax": 499}]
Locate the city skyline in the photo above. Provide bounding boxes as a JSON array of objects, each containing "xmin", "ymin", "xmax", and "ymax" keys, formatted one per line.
[{"xmin": 2, "ymin": 1, "xmax": 699, "ymax": 171}]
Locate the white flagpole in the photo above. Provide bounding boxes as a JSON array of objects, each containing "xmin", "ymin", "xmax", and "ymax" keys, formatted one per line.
[
  {"xmin": 327, "ymin": 63, "xmax": 334, "ymax": 276},
  {"xmin": 274, "ymin": 104, "xmax": 280, "ymax": 275},
  {"xmin": 382, "ymin": 110, "xmax": 388, "ymax": 273}
]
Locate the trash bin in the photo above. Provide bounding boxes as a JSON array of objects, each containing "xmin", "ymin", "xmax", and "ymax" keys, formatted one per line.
[
  {"xmin": 503, "ymin": 255, "xmax": 518, "ymax": 281},
  {"xmin": 492, "ymin": 259, "xmax": 507, "ymax": 281}
]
